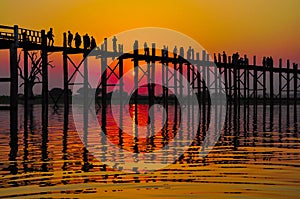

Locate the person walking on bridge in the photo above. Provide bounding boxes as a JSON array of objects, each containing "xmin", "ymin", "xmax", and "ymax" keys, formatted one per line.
[
  {"xmin": 47, "ymin": 28, "xmax": 54, "ymax": 46},
  {"xmin": 83, "ymin": 33, "xmax": 90, "ymax": 50},
  {"xmin": 74, "ymin": 32, "xmax": 81, "ymax": 49},
  {"xmin": 112, "ymin": 36, "xmax": 117, "ymax": 52},
  {"xmin": 67, "ymin": 31, "xmax": 73, "ymax": 48},
  {"xmin": 90, "ymin": 36, "xmax": 97, "ymax": 50}
]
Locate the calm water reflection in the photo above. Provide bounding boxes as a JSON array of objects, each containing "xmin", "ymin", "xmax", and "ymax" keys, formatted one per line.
[{"xmin": 0, "ymin": 104, "xmax": 299, "ymax": 198}]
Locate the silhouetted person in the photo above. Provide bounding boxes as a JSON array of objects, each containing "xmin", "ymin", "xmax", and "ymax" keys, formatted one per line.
[
  {"xmin": 232, "ymin": 52, "xmax": 239, "ymax": 65},
  {"xmin": 262, "ymin": 57, "xmax": 266, "ymax": 67},
  {"xmin": 67, "ymin": 31, "xmax": 73, "ymax": 48},
  {"xmin": 244, "ymin": 55, "xmax": 249, "ymax": 65},
  {"xmin": 214, "ymin": 53, "xmax": 217, "ymax": 63},
  {"xmin": 74, "ymin": 32, "xmax": 81, "ymax": 48},
  {"xmin": 162, "ymin": 45, "xmax": 168, "ymax": 57},
  {"xmin": 133, "ymin": 40, "xmax": 138, "ymax": 51},
  {"xmin": 112, "ymin": 36, "xmax": 117, "ymax": 52},
  {"xmin": 239, "ymin": 57, "xmax": 244, "ymax": 65},
  {"xmin": 47, "ymin": 28, "xmax": 54, "ymax": 46},
  {"xmin": 118, "ymin": 44, "xmax": 123, "ymax": 53},
  {"xmin": 144, "ymin": 42, "xmax": 149, "ymax": 56},
  {"xmin": 187, "ymin": 46, "xmax": 192, "ymax": 60},
  {"xmin": 266, "ymin": 57, "xmax": 270, "ymax": 68},
  {"xmin": 191, "ymin": 48, "xmax": 195, "ymax": 60},
  {"xmin": 83, "ymin": 33, "xmax": 90, "ymax": 50},
  {"xmin": 179, "ymin": 47, "xmax": 184, "ymax": 57},
  {"xmin": 267, "ymin": 56, "xmax": 273, "ymax": 68},
  {"xmin": 90, "ymin": 36, "xmax": 97, "ymax": 50},
  {"xmin": 218, "ymin": 53, "xmax": 221, "ymax": 63},
  {"xmin": 173, "ymin": 46, "xmax": 178, "ymax": 58},
  {"xmin": 222, "ymin": 51, "xmax": 227, "ymax": 64}
]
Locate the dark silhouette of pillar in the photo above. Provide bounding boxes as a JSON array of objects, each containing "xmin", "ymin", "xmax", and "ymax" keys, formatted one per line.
[
  {"xmin": 10, "ymin": 25, "xmax": 18, "ymax": 134},
  {"xmin": 133, "ymin": 41, "xmax": 139, "ymax": 125},
  {"xmin": 101, "ymin": 38, "xmax": 108, "ymax": 131},
  {"xmin": 279, "ymin": 59, "xmax": 282, "ymax": 106},
  {"xmin": 151, "ymin": 43, "xmax": 156, "ymax": 103},
  {"xmin": 63, "ymin": 33, "xmax": 69, "ymax": 114},
  {"xmin": 287, "ymin": 60, "xmax": 290, "ymax": 120}
]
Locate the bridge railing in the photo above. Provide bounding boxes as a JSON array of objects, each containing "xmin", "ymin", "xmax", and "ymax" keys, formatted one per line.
[
  {"xmin": 0, "ymin": 25, "xmax": 42, "ymax": 44},
  {"xmin": 18, "ymin": 27, "xmax": 42, "ymax": 44},
  {"xmin": 0, "ymin": 25, "xmax": 14, "ymax": 40}
]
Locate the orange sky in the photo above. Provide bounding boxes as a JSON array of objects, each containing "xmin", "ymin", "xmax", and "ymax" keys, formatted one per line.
[{"xmin": 0, "ymin": 0, "xmax": 300, "ymax": 93}]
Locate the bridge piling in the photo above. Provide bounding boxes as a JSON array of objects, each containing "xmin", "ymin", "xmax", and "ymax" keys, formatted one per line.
[
  {"xmin": 10, "ymin": 25, "xmax": 18, "ymax": 134},
  {"xmin": 41, "ymin": 30, "xmax": 48, "ymax": 127}
]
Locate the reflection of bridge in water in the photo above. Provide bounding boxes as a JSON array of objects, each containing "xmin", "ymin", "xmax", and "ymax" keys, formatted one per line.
[{"xmin": 0, "ymin": 25, "xmax": 299, "ymax": 160}]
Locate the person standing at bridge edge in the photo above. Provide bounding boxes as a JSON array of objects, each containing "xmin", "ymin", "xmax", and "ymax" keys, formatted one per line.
[
  {"xmin": 90, "ymin": 36, "xmax": 97, "ymax": 50},
  {"xmin": 83, "ymin": 33, "xmax": 90, "ymax": 50},
  {"xmin": 47, "ymin": 28, "xmax": 54, "ymax": 46},
  {"xmin": 112, "ymin": 36, "xmax": 117, "ymax": 52},
  {"xmin": 67, "ymin": 31, "xmax": 73, "ymax": 48},
  {"xmin": 74, "ymin": 32, "xmax": 81, "ymax": 48}
]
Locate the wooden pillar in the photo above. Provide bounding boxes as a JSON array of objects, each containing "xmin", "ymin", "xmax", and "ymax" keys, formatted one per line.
[
  {"xmin": 206, "ymin": 56, "xmax": 210, "ymax": 105},
  {"xmin": 269, "ymin": 60, "xmax": 274, "ymax": 104},
  {"xmin": 179, "ymin": 58, "xmax": 183, "ymax": 100},
  {"xmin": 224, "ymin": 62, "xmax": 228, "ymax": 99},
  {"xmin": 253, "ymin": 56, "xmax": 257, "ymax": 106},
  {"xmin": 287, "ymin": 60, "xmax": 290, "ymax": 105},
  {"xmin": 233, "ymin": 62, "xmax": 237, "ymax": 105},
  {"xmin": 279, "ymin": 59, "xmax": 282, "ymax": 106},
  {"xmin": 262, "ymin": 62, "xmax": 266, "ymax": 126},
  {"xmin": 119, "ymin": 58, "xmax": 124, "ymax": 126},
  {"xmin": 293, "ymin": 63, "xmax": 298, "ymax": 107},
  {"xmin": 187, "ymin": 62, "xmax": 191, "ymax": 100},
  {"xmin": 23, "ymin": 45, "xmax": 29, "ymax": 117},
  {"xmin": 83, "ymin": 48, "xmax": 89, "ymax": 145},
  {"xmin": 293, "ymin": 63, "xmax": 298, "ymax": 125},
  {"xmin": 151, "ymin": 43, "xmax": 156, "ymax": 104},
  {"xmin": 243, "ymin": 66, "xmax": 248, "ymax": 126},
  {"xmin": 243, "ymin": 68, "xmax": 247, "ymax": 102},
  {"xmin": 237, "ymin": 63, "xmax": 241, "ymax": 103},
  {"xmin": 286, "ymin": 59, "xmax": 290, "ymax": 126},
  {"xmin": 196, "ymin": 57, "xmax": 201, "ymax": 103},
  {"xmin": 174, "ymin": 54, "xmax": 178, "ymax": 106},
  {"xmin": 101, "ymin": 39, "xmax": 108, "ymax": 130},
  {"xmin": 262, "ymin": 62, "xmax": 266, "ymax": 104},
  {"xmin": 63, "ymin": 33, "xmax": 69, "ymax": 113},
  {"xmin": 246, "ymin": 65, "xmax": 250, "ymax": 105},
  {"xmin": 134, "ymin": 41, "xmax": 139, "ymax": 125},
  {"xmin": 228, "ymin": 65, "xmax": 232, "ymax": 102},
  {"xmin": 214, "ymin": 63, "xmax": 218, "ymax": 97},
  {"xmin": 165, "ymin": 49, "xmax": 169, "ymax": 110},
  {"xmin": 41, "ymin": 29, "xmax": 48, "ymax": 127},
  {"xmin": 202, "ymin": 51, "xmax": 206, "ymax": 105},
  {"xmin": 269, "ymin": 59, "xmax": 274, "ymax": 124},
  {"xmin": 10, "ymin": 25, "xmax": 19, "ymax": 133}
]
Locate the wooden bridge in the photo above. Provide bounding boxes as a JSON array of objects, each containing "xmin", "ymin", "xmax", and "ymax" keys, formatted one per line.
[{"xmin": 0, "ymin": 25, "xmax": 299, "ymax": 134}]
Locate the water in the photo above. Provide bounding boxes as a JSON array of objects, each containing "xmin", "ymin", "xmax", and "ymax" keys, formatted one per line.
[{"xmin": 0, "ymin": 104, "xmax": 299, "ymax": 198}]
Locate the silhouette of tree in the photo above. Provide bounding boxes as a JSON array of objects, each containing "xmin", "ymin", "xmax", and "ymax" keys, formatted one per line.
[{"xmin": 17, "ymin": 51, "xmax": 54, "ymax": 98}]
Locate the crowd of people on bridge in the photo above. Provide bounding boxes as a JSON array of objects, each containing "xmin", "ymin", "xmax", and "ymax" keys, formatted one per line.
[
  {"xmin": 67, "ymin": 31, "xmax": 97, "ymax": 50},
  {"xmin": 45, "ymin": 28, "xmax": 97, "ymax": 50},
  {"xmin": 217, "ymin": 51, "xmax": 273, "ymax": 67},
  {"xmin": 44, "ymin": 29, "xmax": 277, "ymax": 67},
  {"xmin": 262, "ymin": 56, "xmax": 274, "ymax": 68}
]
